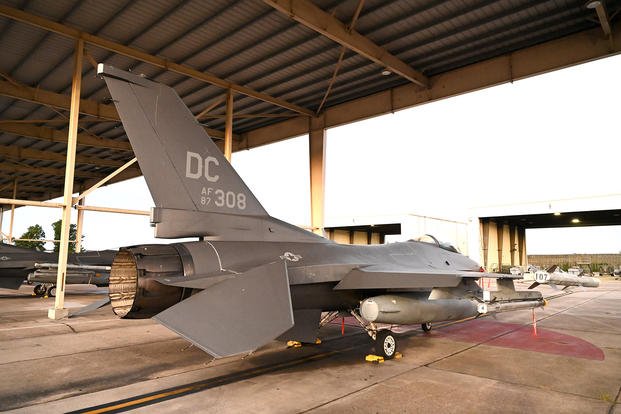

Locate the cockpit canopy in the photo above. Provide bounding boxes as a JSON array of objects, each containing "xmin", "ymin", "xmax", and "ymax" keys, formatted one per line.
[{"xmin": 412, "ymin": 234, "xmax": 460, "ymax": 253}]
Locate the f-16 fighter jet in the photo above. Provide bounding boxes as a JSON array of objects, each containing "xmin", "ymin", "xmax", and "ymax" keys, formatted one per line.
[
  {"xmin": 98, "ymin": 65, "xmax": 545, "ymax": 360},
  {"xmin": 0, "ymin": 244, "xmax": 114, "ymax": 296},
  {"xmin": 527, "ymin": 265, "xmax": 600, "ymax": 290}
]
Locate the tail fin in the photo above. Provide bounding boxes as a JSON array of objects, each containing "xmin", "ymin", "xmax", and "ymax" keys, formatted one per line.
[
  {"xmin": 98, "ymin": 65, "xmax": 265, "ymax": 216},
  {"xmin": 98, "ymin": 65, "xmax": 323, "ymax": 243}
]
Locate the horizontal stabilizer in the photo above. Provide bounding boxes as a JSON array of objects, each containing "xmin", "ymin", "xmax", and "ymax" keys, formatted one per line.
[
  {"xmin": 68, "ymin": 297, "xmax": 110, "ymax": 318},
  {"xmin": 0, "ymin": 274, "xmax": 28, "ymax": 290},
  {"xmin": 154, "ymin": 261, "xmax": 293, "ymax": 358}
]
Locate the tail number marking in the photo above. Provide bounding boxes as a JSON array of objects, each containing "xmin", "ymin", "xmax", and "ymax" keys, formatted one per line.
[
  {"xmin": 214, "ymin": 189, "xmax": 246, "ymax": 209},
  {"xmin": 200, "ymin": 187, "xmax": 247, "ymax": 210}
]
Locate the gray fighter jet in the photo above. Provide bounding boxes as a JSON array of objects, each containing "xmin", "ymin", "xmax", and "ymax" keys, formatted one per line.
[
  {"xmin": 0, "ymin": 244, "xmax": 114, "ymax": 296},
  {"xmin": 99, "ymin": 65, "xmax": 545, "ymax": 360},
  {"xmin": 526, "ymin": 265, "xmax": 600, "ymax": 290}
]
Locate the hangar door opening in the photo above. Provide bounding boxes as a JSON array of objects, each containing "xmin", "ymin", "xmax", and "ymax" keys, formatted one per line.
[{"xmin": 478, "ymin": 209, "xmax": 621, "ymax": 273}]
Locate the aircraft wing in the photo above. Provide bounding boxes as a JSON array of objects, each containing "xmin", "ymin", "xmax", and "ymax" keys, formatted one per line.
[
  {"xmin": 153, "ymin": 261, "xmax": 294, "ymax": 358},
  {"xmin": 334, "ymin": 265, "xmax": 517, "ymax": 290}
]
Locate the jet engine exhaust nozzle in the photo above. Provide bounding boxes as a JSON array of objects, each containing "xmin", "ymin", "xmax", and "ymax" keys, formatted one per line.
[{"xmin": 109, "ymin": 245, "xmax": 187, "ymax": 318}]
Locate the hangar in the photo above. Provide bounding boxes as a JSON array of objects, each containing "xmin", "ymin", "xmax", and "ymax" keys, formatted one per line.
[
  {"xmin": 0, "ymin": 0, "xmax": 619, "ymax": 319},
  {"xmin": 472, "ymin": 194, "xmax": 621, "ymax": 272}
]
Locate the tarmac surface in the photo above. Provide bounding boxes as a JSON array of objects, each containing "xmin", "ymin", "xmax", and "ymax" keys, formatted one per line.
[{"xmin": 0, "ymin": 280, "xmax": 620, "ymax": 413}]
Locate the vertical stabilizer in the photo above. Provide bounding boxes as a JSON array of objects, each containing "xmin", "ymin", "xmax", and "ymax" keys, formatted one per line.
[
  {"xmin": 98, "ymin": 64, "xmax": 266, "ymax": 216},
  {"xmin": 98, "ymin": 65, "xmax": 324, "ymax": 242}
]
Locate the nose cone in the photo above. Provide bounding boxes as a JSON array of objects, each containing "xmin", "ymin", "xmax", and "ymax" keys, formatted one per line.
[{"xmin": 361, "ymin": 299, "xmax": 379, "ymax": 322}]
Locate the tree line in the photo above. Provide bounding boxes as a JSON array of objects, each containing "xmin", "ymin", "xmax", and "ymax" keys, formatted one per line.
[{"xmin": 12, "ymin": 220, "xmax": 83, "ymax": 252}]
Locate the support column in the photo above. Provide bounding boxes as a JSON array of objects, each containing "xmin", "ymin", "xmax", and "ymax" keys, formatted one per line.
[
  {"xmin": 224, "ymin": 89, "xmax": 233, "ymax": 161},
  {"xmin": 75, "ymin": 196, "xmax": 85, "ymax": 252},
  {"xmin": 49, "ymin": 39, "xmax": 83, "ymax": 320},
  {"xmin": 309, "ymin": 118, "xmax": 326, "ymax": 236},
  {"xmin": 509, "ymin": 225, "xmax": 516, "ymax": 266},
  {"xmin": 518, "ymin": 227, "xmax": 527, "ymax": 266},
  {"xmin": 8, "ymin": 179, "xmax": 17, "ymax": 243},
  {"xmin": 481, "ymin": 219, "xmax": 490, "ymax": 270},
  {"xmin": 497, "ymin": 222, "xmax": 504, "ymax": 273}
]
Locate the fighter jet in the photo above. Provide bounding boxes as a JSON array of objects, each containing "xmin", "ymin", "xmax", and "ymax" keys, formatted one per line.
[
  {"xmin": 526, "ymin": 265, "xmax": 600, "ymax": 290},
  {"xmin": 98, "ymin": 65, "xmax": 545, "ymax": 360},
  {"xmin": 0, "ymin": 244, "xmax": 114, "ymax": 296}
]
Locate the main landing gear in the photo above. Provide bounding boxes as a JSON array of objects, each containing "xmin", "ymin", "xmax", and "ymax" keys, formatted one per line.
[
  {"xmin": 348, "ymin": 311, "xmax": 434, "ymax": 360},
  {"xmin": 33, "ymin": 284, "xmax": 47, "ymax": 297},
  {"xmin": 33, "ymin": 283, "xmax": 56, "ymax": 297},
  {"xmin": 349, "ymin": 309, "xmax": 398, "ymax": 360},
  {"xmin": 375, "ymin": 330, "xmax": 397, "ymax": 359}
]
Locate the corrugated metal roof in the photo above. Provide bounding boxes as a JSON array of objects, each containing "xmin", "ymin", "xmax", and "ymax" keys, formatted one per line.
[{"xmin": 0, "ymin": 0, "xmax": 618, "ymax": 202}]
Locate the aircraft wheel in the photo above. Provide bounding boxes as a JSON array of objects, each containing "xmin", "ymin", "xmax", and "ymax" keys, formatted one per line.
[
  {"xmin": 33, "ymin": 284, "xmax": 47, "ymax": 297},
  {"xmin": 47, "ymin": 286, "xmax": 56, "ymax": 297},
  {"xmin": 421, "ymin": 322, "xmax": 432, "ymax": 332},
  {"xmin": 375, "ymin": 330, "xmax": 397, "ymax": 360}
]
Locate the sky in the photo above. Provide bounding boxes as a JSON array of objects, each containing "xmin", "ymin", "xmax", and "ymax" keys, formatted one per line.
[{"xmin": 2, "ymin": 54, "xmax": 620, "ymax": 255}]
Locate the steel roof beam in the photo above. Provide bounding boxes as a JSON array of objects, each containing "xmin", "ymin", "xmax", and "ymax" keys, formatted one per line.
[
  {"xmin": 0, "ymin": 79, "xmax": 118, "ymax": 120},
  {"xmin": 238, "ymin": 23, "xmax": 621, "ymax": 150},
  {"xmin": 591, "ymin": 1, "xmax": 612, "ymax": 37},
  {"xmin": 79, "ymin": 167, "xmax": 142, "ymax": 194},
  {"xmin": 0, "ymin": 184, "xmax": 55, "ymax": 195},
  {"xmin": 0, "ymin": 144, "xmax": 127, "ymax": 168},
  {"xmin": 0, "ymin": 162, "xmax": 124, "ymax": 179},
  {"xmin": 263, "ymin": 0, "xmax": 428, "ymax": 88},
  {"xmin": 0, "ymin": 5, "xmax": 314, "ymax": 117},
  {"xmin": 0, "ymin": 168, "xmax": 142, "ymax": 203},
  {"xmin": 75, "ymin": 158, "xmax": 137, "ymax": 203},
  {"xmin": 0, "ymin": 80, "xmax": 228, "ymax": 139},
  {"xmin": 0, "ymin": 121, "xmax": 132, "ymax": 151}
]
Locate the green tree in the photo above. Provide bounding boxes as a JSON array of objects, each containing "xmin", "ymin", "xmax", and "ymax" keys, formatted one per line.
[
  {"xmin": 14, "ymin": 224, "xmax": 46, "ymax": 250},
  {"xmin": 51, "ymin": 219, "xmax": 83, "ymax": 253}
]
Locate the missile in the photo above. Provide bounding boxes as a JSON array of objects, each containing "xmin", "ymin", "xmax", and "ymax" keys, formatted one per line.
[
  {"xmin": 530, "ymin": 270, "xmax": 599, "ymax": 289},
  {"xmin": 477, "ymin": 299, "xmax": 545, "ymax": 314},
  {"xmin": 35, "ymin": 262, "xmax": 112, "ymax": 271}
]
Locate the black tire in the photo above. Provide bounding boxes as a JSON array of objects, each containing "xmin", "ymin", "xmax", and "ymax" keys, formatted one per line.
[
  {"xmin": 47, "ymin": 286, "xmax": 56, "ymax": 297},
  {"xmin": 33, "ymin": 284, "xmax": 46, "ymax": 297},
  {"xmin": 421, "ymin": 322, "xmax": 432, "ymax": 332},
  {"xmin": 375, "ymin": 330, "xmax": 397, "ymax": 360}
]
